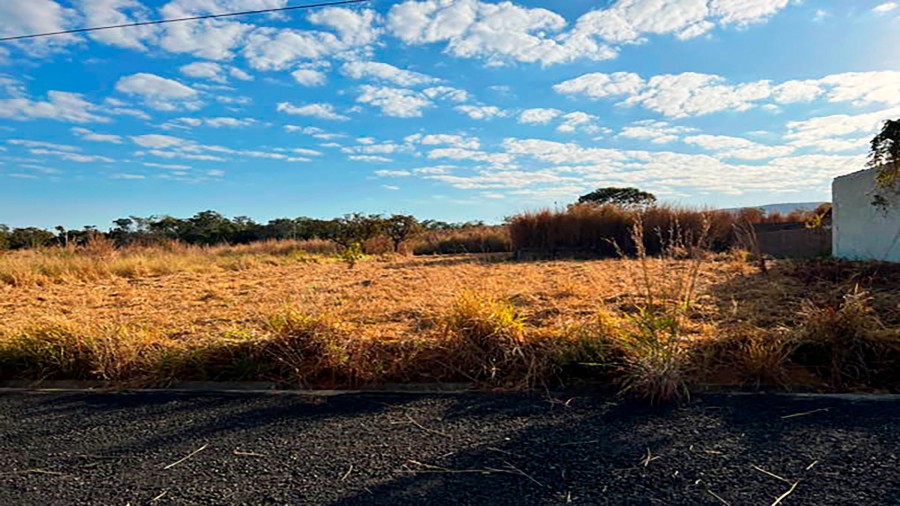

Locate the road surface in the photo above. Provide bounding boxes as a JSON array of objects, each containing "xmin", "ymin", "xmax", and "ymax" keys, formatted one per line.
[{"xmin": 0, "ymin": 390, "xmax": 897, "ymax": 505}]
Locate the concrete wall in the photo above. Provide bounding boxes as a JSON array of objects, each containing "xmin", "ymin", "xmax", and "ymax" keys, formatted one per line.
[
  {"xmin": 833, "ymin": 169, "xmax": 900, "ymax": 262},
  {"xmin": 754, "ymin": 224, "xmax": 831, "ymax": 259}
]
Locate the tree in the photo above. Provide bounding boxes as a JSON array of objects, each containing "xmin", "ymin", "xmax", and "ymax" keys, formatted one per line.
[
  {"xmin": 577, "ymin": 187, "xmax": 657, "ymax": 208},
  {"xmin": 54, "ymin": 225, "xmax": 69, "ymax": 247},
  {"xmin": 333, "ymin": 213, "xmax": 384, "ymax": 248},
  {"xmin": 384, "ymin": 215, "xmax": 421, "ymax": 252},
  {"xmin": 0, "ymin": 225, "xmax": 9, "ymax": 250},
  {"xmin": 9, "ymin": 227, "xmax": 56, "ymax": 249},
  {"xmin": 869, "ymin": 119, "xmax": 900, "ymax": 210}
]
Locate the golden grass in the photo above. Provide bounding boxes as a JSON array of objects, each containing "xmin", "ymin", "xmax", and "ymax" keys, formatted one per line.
[{"xmin": 1, "ymin": 242, "xmax": 899, "ymax": 395}]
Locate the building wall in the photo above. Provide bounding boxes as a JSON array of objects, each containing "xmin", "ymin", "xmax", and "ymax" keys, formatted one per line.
[
  {"xmin": 832, "ymin": 169, "xmax": 900, "ymax": 262},
  {"xmin": 754, "ymin": 225, "xmax": 831, "ymax": 259}
]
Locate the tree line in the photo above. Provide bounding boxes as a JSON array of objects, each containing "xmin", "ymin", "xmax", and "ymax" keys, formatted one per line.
[{"xmin": 0, "ymin": 211, "xmax": 486, "ymax": 251}]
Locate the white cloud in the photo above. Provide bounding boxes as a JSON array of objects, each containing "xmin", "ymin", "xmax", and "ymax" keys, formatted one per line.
[
  {"xmin": 387, "ymin": 0, "xmax": 613, "ymax": 66},
  {"xmin": 455, "ymin": 105, "xmax": 506, "ymax": 120},
  {"xmin": 356, "ymin": 85, "xmax": 432, "ymax": 117},
  {"xmin": 495, "ymin": 136, "xmax": 859, "ymax": 197},
  {"xmin": 375, "ymin": 170, "xmax": 412, "ymax": 177},
  {"xmin": 143, "ymin": 149, "xmax": 226, "ymax": 162},
  {"xmin": 0, "ymin": 76, "xmax": 26, "ymax": 98},
  {"xmin": 278, "ymin": 147, "xmax": 323, "ymax": 157},
  {"xmin": 144, "ymin": 162, "xmax": 191, "ymax": 170},
  {"xmin": 518, "ymin": 108, "xmax": 562, "ymax": 124},
  {"xmin": 427, "ymin": 147, "xmax": 514, "ymax": 168},
  {"xmin": 284, "ymin": 125, "xmax": 346, "ymax": 139},
  {"xmin": 76, "ymin": 0, "xmax": 159, "ymax": 50},
  {"xmin": 0, "ymin": 91, "xmax": 108, "ymax": 123},
  {"xmin": 130, "ymin": 134, "xmax": 188, "ymax": 148},
  {"xmin": 625, "ymin": 73, "xmax": 772, "ymax": 118},
  {"xmin": 103, "ymin": 97, "xmax": 151, "ymax": 120},
  {"xmin": 0, "ymin": 0, "xmax": 80, "ymax": 54},
  {"xmin": 276, "ymin": 102, "xmax": 349, "ymax": 120},
  {"xmin": 618, "ymin": 120, "xmax": 696, "ymax": 144},
  {"xmin": 553, "ymin": 72, "xmax": 645, "ymax": 98},
  {"xmin": 708, "ymin": 0, "xmax": 790, "ymax": 25},
  {"xmin": 307, "ymin": 7, "xmax": 381, "ymax": 46},
  {"xmin": 342, "ymin": 142, "xmax": 407, "ymax": 155},
  {"xmin": 349, "ymin": 155, "xmax": 393, "ymax": 162},
  {"xmin": 243, "ymin": 8, "xmax": 379, "ymax": 70},
  {"xmin": 873, "ymin": 2, "xmax": 897, "ymax": 14},
  {"xmin": 387, "ymin": 0, "xmax": 792, "ymax": 67},
  {"xmin": 157, "ymin": 0, "xmax": 264, "ymax": 60},
  {"xmin": 557, "ymin": 111, "xmax": 599, "ymax": 133},
  {"xmin": 71, "ymin": 127, "xmax": 123, "ymax": 143},
  {"xmin": 243, "ymin": 28, "xmax": 344, "ymax": 71},
  {"xmin": 115, "ymin": 73, "xmax": 201, "ymax": 111},
  {"xmin": 30, "ymin": 148, "xmax": 115, "ymax": 163},
  {"xmin": 772, "ymin": 80, "xmax": 823, "ymax": 104},
  {"xmin": 413, "ymin": 165, "xmax": 455, "ymax": 175},
  {"xmin": 342, "ymin": 61, "xmax": 439, "ymax": 86},
  {"xmin": 683, "ymin": 134, "xmax": 795, "ymax": 160},
  {"xmin": 291, "ymin": 69, "xmax": 328, "ymax": 86},
  {"xmin": 784, "ymin": 107, "xmax": 900, "ymax": 152},
  {"xmin": 8, "ymin": 139, "xmax": 81, "ymax": 151},
  {"xmin": 819, "ymin": 71, "xmax": 900, "ymax": 107},
  {"xmin": 405, "ymin": 133, "xmax": 481, "ymax": 150},
  {"xmin": 556, "ymin": 70, "xmax": 900, "ymax": 118},
  {"xmin": 229, "ymin": 67, "xmax": 253, "ymax": 81},
  {"xmin": 161, "ymin": 117, "xmax": 259, "ymax": 129},
  {"xmin": 422, "ymin": 86, "xmax": 470, "ymax": 102},
  {"xmin": 180, "ymin": 62, "xmax": 228, "ymax": 83}
]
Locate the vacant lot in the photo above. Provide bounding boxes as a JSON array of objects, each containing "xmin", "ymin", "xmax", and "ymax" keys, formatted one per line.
[{"xmin": 1, "ymin": 244, "xmax": 898, "ymax": 394}]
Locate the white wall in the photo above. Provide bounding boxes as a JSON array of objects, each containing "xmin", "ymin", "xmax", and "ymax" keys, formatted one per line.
[{"xmin": 832, "ymin": 168, "xmax": 900, "ymax": 262}]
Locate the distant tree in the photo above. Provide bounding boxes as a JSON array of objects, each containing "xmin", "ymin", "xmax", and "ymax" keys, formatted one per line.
[
  {"xmin": 0, "ymin": 224, "xmax": 9, "ymax": 250},
  {"xmin": 577, "ymin": 187, "xmax": 657, "ymax": 208},
  {"xmin": 148, "ymin": 216, "xmax": 184, "ymax": 240},
  {"xmin": 109, "ymin": 218, "xmax": 135, "ymax": 245},
  {"xmin": 54, "ymin": 225, "xmax": 69, "ymax": 247},
  {"xmin": 9, "ymin": 227, "xmax": 56, "ymax": 249},
  {"xmin": 869, "ymin": 119, "xmax": 900, "ymax": 210},
  {"xmin": 181, "ymin": 211, "xmax": 238, "ymax": 245},
  {"xmin": 384, "ymin": 215, "xmax": 422, "ymax": 252},
  {"xmin": 333, "ymin": 213, "xmax": 384, "ymax": 248}
]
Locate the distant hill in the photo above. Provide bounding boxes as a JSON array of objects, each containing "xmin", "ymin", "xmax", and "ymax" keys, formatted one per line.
[{"xmin": 723, "ymin": 202, "xmax": 827, "ymax": 215}]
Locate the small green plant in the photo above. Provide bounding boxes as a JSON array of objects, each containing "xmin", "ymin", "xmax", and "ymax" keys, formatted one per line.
[{"xmin": 338, "ymin": 242, "xmax": 365, "ymax": 268}]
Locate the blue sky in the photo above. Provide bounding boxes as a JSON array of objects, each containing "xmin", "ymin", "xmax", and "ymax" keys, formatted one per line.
[{"xmin": 1, "ymin": 0, "xmax": 899, "ymax": 229}]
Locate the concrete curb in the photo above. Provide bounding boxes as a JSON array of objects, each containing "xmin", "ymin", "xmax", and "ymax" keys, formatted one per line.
[
  {"xmin": 0, "ymin": 380, "xmax": 478, "ymax": 396},
  {"xmin": 0, "ymin": 380, "xmax": 898, "ymax": 400}
]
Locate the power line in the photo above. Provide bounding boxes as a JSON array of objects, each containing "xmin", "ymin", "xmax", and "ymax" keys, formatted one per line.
[{"xmin": 0, "ymin": 0, "xmax": 371, "ymax": 43}]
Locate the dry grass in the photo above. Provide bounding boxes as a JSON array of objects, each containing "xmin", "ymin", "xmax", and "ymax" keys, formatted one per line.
[
  {"xmin": 412, "ymin": 226, "xmax": 510, "ymax": 255},
  {"xmin": 0, "ymin": 238, "xmax": 333, "ymax": 286},
  {"xmin": 507, "ymin": 203, "xmax": 813, "ymax": 257},
  {"xmin": 1, "ymin": 241, "xmax": 899, "ymax": 396}
]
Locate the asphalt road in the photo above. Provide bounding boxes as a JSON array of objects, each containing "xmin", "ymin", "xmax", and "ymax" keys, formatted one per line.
[{"xmin": 0, "ymin": 390, "xmax": 897, "ymax": 505}]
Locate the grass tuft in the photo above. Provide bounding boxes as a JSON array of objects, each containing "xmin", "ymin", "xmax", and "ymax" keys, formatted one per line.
[{"xmin": 793, "ymin": 287, "xmax": 899, "ymax": 387}]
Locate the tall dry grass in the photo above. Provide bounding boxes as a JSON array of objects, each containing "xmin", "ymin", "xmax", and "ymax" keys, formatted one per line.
[
  {"xmin": 507, "ymin": 204, "xmax": 807, "ymax": 257},
  {"xmin": 412, "ymin": 226, "xmax": 510, "ymax": 255},
  {"xmin": 0, "ymin": 237, "xmax": 335, "ymax": 286}
]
